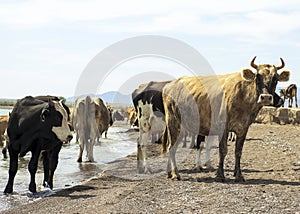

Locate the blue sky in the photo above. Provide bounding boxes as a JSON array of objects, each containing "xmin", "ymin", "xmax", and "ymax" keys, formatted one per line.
[{"xmin": 1, "ymin": 0, "xmax": 300, "ymax": 99}]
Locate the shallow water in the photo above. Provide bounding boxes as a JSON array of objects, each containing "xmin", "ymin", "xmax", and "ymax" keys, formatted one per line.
[
  {"xmin": 0, "ymin": 124, "xmax": 137, "ymax": 211},
  {"xmin": 0, "ymin": 108, "xmax": 11, "ymax": 115}
]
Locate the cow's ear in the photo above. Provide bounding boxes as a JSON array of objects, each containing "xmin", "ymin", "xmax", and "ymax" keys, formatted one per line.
[
  {"xmin": 241, "ymin": 68, "xmax": 256, "ymax": 82},
  {"xmin": 278, "ymin": 70, "xmax": 290, "ymax": 82},
  {"xmin": 40, "ymin": 107, "xmax": 50, "ymax": 122}
]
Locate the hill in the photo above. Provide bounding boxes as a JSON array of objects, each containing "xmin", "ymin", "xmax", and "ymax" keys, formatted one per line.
[{"xmin": 66, "ymin": 91, "xmax": 132, "ymax": 106}]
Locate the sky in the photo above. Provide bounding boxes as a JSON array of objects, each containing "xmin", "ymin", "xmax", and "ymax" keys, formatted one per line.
[{"xmin": 1, "ymin": 0, "xmax": 300, "ymax": 99}]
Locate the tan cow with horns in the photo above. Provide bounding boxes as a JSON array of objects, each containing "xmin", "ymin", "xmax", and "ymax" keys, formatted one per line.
[{"xmin": 161, "ymin": 56, "xmax": 290, "ymax": 182}]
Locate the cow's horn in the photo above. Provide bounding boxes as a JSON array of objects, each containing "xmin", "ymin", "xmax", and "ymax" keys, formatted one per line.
[
  {"xmin": 250, "ymin": 56, "xmax": 258, "ymax": 69},
  {"xmin": 276, "ymin": 58, "xmax": 285, "ymax": 70}
]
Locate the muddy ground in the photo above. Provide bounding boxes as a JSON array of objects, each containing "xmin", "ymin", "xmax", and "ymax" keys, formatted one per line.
[{"xmin": 1, "ymin": 123, "xmax": 300, "ymax": 213}]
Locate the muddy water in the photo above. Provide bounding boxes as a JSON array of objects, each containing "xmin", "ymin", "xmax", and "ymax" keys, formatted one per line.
[{"xmin": 0, "ymin": 123, "xmax": 137, "ymax": 211}]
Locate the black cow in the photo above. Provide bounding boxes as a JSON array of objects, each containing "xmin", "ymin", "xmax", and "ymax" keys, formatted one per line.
[
  {"xmin": 4, "ymin": 96, "xmax": 72, "ymax": 194},
  {"xmin": 132, "ymin": 81, "xmax": 171, "ymax": 173}
]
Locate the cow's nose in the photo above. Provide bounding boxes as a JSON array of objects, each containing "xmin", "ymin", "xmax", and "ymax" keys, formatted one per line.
[
  {"xmin": 258, "ymin": 94, "xmax": 273, "ymax": 105},
  {"xmin": 67, "ymin": 135, "xmax": 73, "ymax": 142}
]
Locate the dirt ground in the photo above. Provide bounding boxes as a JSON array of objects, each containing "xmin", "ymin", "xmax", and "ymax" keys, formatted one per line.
[{"xmin": 1, "ymin": 123, "xmax": 300, "ymax": 214}]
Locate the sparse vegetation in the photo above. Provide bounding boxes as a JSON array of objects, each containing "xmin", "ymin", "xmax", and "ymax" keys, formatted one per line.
[{"xmin": 0, "ymin": 99, "xmax": 16, "ymax": 107}]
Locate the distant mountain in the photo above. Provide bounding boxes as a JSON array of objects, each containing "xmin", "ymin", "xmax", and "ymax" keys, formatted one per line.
[
  {"xmin": 66, "ymin": 91, "xmax": 132, "ymax": 106},
  {"xmin": 98, "ymin": 91, "xmax": 132, "ymax": 105}
]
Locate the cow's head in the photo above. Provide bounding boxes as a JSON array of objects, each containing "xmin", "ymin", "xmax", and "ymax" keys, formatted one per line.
[
  {"xmin": 241, "ymin": 56, "xmax": 290, "ymax": 106},
  {"xmin": 40, "ymin": 99, "xmax": 73, "ymax": 142},
  {"xmin": 279, "ymin": 89, "xmax": 286, "ymax": 97}
]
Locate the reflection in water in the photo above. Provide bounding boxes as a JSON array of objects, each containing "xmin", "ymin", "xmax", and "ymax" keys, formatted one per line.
[
  {"xmin": 0, "ymin": 124, "xmax": 137, "ymax": 211},
  {"xmin": 78, "ymin": 162, "xmax": 100, "ymax": 172}
]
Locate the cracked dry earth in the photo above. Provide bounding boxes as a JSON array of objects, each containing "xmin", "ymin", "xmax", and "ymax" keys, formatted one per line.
[{"xmin": 1, "ymin": 123, "xmax": 300, "ymax": 213}]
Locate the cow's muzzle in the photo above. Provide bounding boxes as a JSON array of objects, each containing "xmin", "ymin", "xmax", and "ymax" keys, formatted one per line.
[
  {"xmin": 257, "ymin": 94, "xmax": 273, "ymax": 105},
  {"xmin": 67, "ymin": 135, "xmax": 73, "ymax": 142}
]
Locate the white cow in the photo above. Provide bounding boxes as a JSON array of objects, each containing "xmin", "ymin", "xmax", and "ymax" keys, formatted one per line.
[{"xmin": 73, "ymin": 96, "xmax": 101, "ymax": 162}]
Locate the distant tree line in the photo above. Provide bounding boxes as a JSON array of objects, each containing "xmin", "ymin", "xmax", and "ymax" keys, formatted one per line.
[{"xmin": 0, "ymin": 100, "xmax": 17, "ymax": 107}]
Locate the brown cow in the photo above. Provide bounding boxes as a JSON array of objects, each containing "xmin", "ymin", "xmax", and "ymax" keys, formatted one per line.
[
  {"xmin": 0, "ymin": 115, "xmax": 9, "ymax": 158},
  {"xmin": 127, "ymin": 107, "xmax": 137, "ymax": 126},
  {"xmin": 73, "ymin": 96, "xmax": 111, "ymax": 162},
  {"xmin": 0, "ymin": 115, "xmax": 9, "ymax": 146},
  {"xmin": 161, "ymin": 56, "xmax": 290, "ymax": 182},
  {"xmin": 279, "ymin": 84, "xmax": 298, "ymax": 107}
]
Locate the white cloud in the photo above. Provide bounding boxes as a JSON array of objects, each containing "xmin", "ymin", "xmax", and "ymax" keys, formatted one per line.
[
  {"xmin": 1, "ymin": 0, "xmax": 300, "ymax": 98},
  {"xmin": 1, "ymin": 0, "xmax": 300, "ymax": 46}
]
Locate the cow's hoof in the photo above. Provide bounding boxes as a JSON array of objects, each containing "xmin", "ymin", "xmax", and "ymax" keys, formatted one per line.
[
  {"xmin": 215, "ymin": 176, "xmax": 225, "ymax": 182},
  {"xmin": 193, "ymin": 166, "xmax": 203, "ymax": 172},
  {"xmin": 4, "ymin": 186, "xmax": 13, "ymax": 194},
  {"xmin": 43, "ymin": 181, "xmax": 53, "ymax": 189},
  {"xmin": 29, "ymin": 183, "xmax": 37, "ymax": 193},
  {"xmin": 205, "ymin": 165, "xmax": 215, "ymax": 171},
  {"xmin": 77, "ymin": 157, "xmax": 82, "ymax": 162},
  {"xmin": 137, "ymin": 167, "xmax": 145, "ymax": 174},
  {"xmin": 144, "ymin": 167, "xmax": 152, "ymax": 174},
  {"xmin": 167, "ymin": 172, "xmax": 172, "ymax": 179},
  {"xmin": 171, "ymin": 174, "xmax": 181, "ymax": 180},
  {"xmin": 235, "ymin": 176, "xmax": 245, "ymax": 183}
]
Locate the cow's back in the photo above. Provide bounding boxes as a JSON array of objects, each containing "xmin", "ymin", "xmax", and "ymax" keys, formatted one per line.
[
  {"xmin": 7, "ymin": 97, "xmax": 47, "ymax": 139},
  {"xmin": 163, "ymin": 72, "xmax": 259, "ymax": 136},
  {"xmin": 132, "ymin": 80, "xmax": 171, "ymax": 113}
]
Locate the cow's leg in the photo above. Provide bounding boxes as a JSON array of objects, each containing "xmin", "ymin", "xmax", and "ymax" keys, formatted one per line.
[
  {"xmin": 204, "ymin": 136, "xmax": 213, "ymax": 170},
  {"xmin": 166, "ymin": 125, "xmax": 180, "ymax": 180},
  {"xmin": 86, "ymin": 139, "xmax": 95, "ymax": 162},
  {"xmin": 169, "ymin": 140, "xmax": 180, "ymax": 180},
  {"xmin": 151, "ymin": 133, "xmax": 155, "ymax": 144},
  {"xmin": 141, "ymin": 132, "xmax": 151, "ymax": 173},
  {"xmin": 189, "ymin": 134, "xmax": 196, "ymax": 149},
  {"xmin": 195, "ymin": 135, "xmax": 205, "ymax": 171},
  {"xmin": 4, "ymin": 147, "xmax": 18, "ymax": 194},
  {"xmin": 182, "ymin": 133, "xmax": 187, "ymax": 148},
  {"xmin": 137, "ymin": 138, "xmax": 144, "ymax": 173},
  {"xmin": 42, "ymin": 151, "xmax": 50, "ymax": 188},
  {"xmin": 28, "ymin": 144, "xmax": 41, "ymax": 193},
  {"xmin": 46, "ymin": 142, "xmax": 62, "ymax": 190},
  {"xmin": 75, "ymin": 130, "xmax": 79, "ymax": 143},
  {"xmin": 234, "ymin": 135, "xmax": 246, "ymax": 182},
  {"xmin": 77, "ymin": 140, "xmax": 84, "ymax": 162},
  {"xmin": 216, "ymin": 132, "xmax": 228, "ymax": 182},
  {"xmin": 2, "ymin": 146, "xmax": 8, "ymax": 159},
  {"xmin": 295, "ymin": 95, "xmax": 298, "ymax": 108}
]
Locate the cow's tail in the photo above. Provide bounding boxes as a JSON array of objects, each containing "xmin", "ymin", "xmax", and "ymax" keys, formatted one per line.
[{"xmin": 159, "ymin": 128, "xmax": 169, "ymax": 154}]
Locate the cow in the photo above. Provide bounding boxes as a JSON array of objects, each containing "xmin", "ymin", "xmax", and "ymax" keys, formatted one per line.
[
  {"xmin": 279, "ymin": 84, "xmax": 298, "ymax": 107},
  {"xmin": 132, "ymin": 80, "xmax": 171, "ymax": 173},
  {"xmin": 112, "ymin": 110, "xmax": 125, "ymax": 121},
  {"xmin": 1, "ymin": 115, "xmax": 9, "ymax": 158},
  {"xmin": 1, "ymin": 130, "xmax": 9, "ymax": 159},
  {"xmin": 161, "ymin": 56, "xmax": 290, "ymax": 182},
  {"xmin": 127, "ymin": 107, "xmax": 137, "ymax": 127},
  {"xmin": 73, "ymin": 96, "xmax": 111, "ymax": 162},
  {"xmin": 95, "ymin": 98, "xmax": 113, "ymax": 139},
  {"xmin": 4, "ymin": 96, "xmax": 72, "ymax": 194}
]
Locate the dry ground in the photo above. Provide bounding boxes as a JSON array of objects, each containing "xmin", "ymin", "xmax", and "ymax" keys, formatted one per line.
[{"xmin": 1, "ymin": 123, "xmax": 300, "ymax": 213}]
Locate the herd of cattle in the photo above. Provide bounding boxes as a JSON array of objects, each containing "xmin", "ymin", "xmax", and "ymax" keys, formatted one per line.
[{"xmin": 0, "ymin": 56, "xmax": 298, "ymax": 194}]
